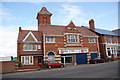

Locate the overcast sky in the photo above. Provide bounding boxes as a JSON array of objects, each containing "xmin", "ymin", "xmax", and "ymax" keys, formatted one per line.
[{"xmin": 0, "ymin": 1, "xmax": 119, "ymax": 57}]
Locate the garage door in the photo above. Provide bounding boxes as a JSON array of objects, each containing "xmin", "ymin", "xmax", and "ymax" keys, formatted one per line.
[
  {"xmin": 91, "ymin": 53, "xmax": 98, "ymax": 59},
  {"xmin": 76, "ymin": 54, "xmax": 87, "ymax": 65}
]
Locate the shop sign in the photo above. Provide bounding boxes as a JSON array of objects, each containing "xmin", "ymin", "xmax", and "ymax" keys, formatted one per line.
[{"xmin": 59, "ymin": 49, "xmax": 88, "ymax": 54}]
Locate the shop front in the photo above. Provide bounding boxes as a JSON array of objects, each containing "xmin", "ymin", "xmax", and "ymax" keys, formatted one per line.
[{"xmin": 59, "ymin": 48, "xmax": 89, "ymax": 65}]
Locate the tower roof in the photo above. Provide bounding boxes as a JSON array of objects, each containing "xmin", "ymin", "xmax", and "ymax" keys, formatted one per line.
[{"xmin": 38, "ymin": 7, "xmax": 52, "ymax": 16}]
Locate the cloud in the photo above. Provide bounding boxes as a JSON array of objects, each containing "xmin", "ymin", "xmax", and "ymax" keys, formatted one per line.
[
  {"xmin": 0, "ymin": 25, "xmax": 37, "ymax": 57},
  {"xmin": 54, "ymin": 4, "xmax": 88, "ymax": 26}
]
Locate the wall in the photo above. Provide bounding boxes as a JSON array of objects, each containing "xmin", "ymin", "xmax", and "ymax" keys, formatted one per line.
[{"xmin": 1, "ymin": 61, "xmax": 16, "ymax": 73}]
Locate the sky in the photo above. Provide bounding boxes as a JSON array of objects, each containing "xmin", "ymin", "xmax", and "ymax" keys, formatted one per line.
[{"xmin": 0, "ymin": 1, "xmax": 119, "ymax": 57}]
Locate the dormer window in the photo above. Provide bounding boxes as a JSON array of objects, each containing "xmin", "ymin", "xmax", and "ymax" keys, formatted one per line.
[{"xmin": 68, "ymin": 34, "xmax": 79, "ymax": 43}]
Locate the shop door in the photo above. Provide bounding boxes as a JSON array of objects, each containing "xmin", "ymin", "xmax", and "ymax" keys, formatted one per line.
[
  {"xmin": 76, "ymin": 54, "xmax": 87, "ymax": 64},
  {"xmin": 91, "ymin": 53, "xmax": 98, "ymax": 59}
]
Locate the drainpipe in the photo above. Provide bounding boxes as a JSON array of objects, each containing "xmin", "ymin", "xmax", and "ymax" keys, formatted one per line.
[
  {"xmin": 43, "ymin": 34, "xmax": 46, "ymax": 62},
  {"xmin": 97, "ymin": 36, "xmax": 100, "ymax": 58}
]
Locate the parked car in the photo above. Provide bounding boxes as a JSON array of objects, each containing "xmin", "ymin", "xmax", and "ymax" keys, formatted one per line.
[
  {"xmin": 45, "ymin": 61, "xmax": 64, "ymax": 69},
  {"xmin": 89, "ymin": 58, "xmax": 106, "ymax": 64}
]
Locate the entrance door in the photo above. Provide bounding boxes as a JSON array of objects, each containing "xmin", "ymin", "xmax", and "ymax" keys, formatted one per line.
[
  {"xmin": 91, "ymin": 53, "xmax": 98, "ymax": 59},
  {"xmin": 38, "ymin": 57, "xmax": 43, "ymax": 64},
  {"xmin": 76, "ymin": 54, "xmax": 87, "ymax": 64}
]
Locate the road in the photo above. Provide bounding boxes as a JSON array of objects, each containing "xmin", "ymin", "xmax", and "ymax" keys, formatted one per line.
[{"xmin": 2, "ymin": 60, "xmax": 119, "ymax": 78}]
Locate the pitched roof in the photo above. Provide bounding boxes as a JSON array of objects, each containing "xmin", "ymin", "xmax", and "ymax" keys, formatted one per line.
[
  {"xmin": 85, "ymin": 26, "xmax": 118, "ymax": 36},
  {"xmin": 38, "ymin": 7, "xmax": 52, "ymax": 16},
  {"xmin": 112, "ymin": 28, "xmax": 120, "ymax": 36},
  {"xmin": 39, "ymin": 25, "xmax": 98, "ymax": 37},
  {"xmin": 17, "ymin": 30, "xmax": 42, "ymax": 42}
]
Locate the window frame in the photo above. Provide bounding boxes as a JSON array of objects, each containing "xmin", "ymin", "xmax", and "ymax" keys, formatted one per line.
[
  {"xmin": 67, "ymin": 34, "xmax": 79, "ymax": 43},
  {"xmin": 46, "ymin": 37, "xmax": 55, "ymax": 43},
  {"xmin": 23, "ymin": 44, "xmax": 37, "ymax": 51},
  {"xmin": 21, "ymin": 56, "xmax": 34, "ymax": 65},
  {"xmin": 89, "ymin": 38, "xmax": 96, "ymax": 43}
]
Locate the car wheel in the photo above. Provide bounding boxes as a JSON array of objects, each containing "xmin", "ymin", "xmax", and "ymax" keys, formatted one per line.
[
  {"xmin": 48, "ymin": 65, "xmax": 52, "ymax": 69},
  {"xmin": 60, "ymin": 65, "xmax": 64, "ymax": 68}
]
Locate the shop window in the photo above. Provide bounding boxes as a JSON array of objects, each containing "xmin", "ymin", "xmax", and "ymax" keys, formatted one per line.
[
  {"xmin": 68, "ymin": 34, "xmax": 78, "ymax": 43},
  {"xmin": 48, "ymin": 52, "xmax": 55, "ymax": 61},
  {"xmin": 89, "ymin": 38, "xmax": 96, "ymax": 43},
  {"xmin": 21, "ymin": 56, "xmax": 33, "ymax": 65},
  {"xmin": 46, "ymin": 37, "xmax": 55, "ymax": 43},
  {"xmin": 24, "ymin": 44, "xmax": 37, "ymax": 51}
]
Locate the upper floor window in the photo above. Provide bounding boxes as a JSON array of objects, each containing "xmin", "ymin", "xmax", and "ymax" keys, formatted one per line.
[
  {"xmin": 89, "ymin": 38, "xmax": 96, "ymax": 43},
  {"xmin": 105, "ymin": 37, "xmax": 112, "ymax": 43},
  {"xmin": 114, "ymin": 37, "xmax": 118, "ymax": 44},
  {"xmin": 46, "ymin": 37, "xmax": 55, "ymax": 43},
  {"xmin": 24, "ymin": 44, "xmax": 37, "ymax": 51},
  {"xmin": 107, "ymin": 37, "xmax": 112, "ymax": 43},
  {"xmin": 68, "ymin": 34, "xmax": 78, "ymax": 43}
]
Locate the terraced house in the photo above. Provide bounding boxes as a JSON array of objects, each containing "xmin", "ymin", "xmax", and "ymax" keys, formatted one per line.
[
  {"xmin": 87, "ymin": 19, "xmax": 120, "ymax": 59},
  {"xmin": 17, "ymin": 7, "xmax": 119, "ymax": 68}
]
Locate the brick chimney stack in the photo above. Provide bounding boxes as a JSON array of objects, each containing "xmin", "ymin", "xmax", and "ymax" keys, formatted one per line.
[
  {"xmin": 89, "ymin": 19, "xmax": 95, "ymax": 30},
  {"xmin": 19, "ymin": 27, "xmax": 22, "ymax": 32}
]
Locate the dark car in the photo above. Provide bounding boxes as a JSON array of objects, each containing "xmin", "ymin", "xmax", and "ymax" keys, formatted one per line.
[
  {"xmin": 89, "ymin": 58, "xmax": 106, "ymax": 64},
  {"xmin": 45, "ymin": 61, "xmax": 64, "ymax": 68}
]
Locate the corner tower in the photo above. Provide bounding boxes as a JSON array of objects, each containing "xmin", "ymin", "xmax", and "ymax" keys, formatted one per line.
[{"xmin": 36, "ymin": 7, "xmax": 52, "ymax": 27}]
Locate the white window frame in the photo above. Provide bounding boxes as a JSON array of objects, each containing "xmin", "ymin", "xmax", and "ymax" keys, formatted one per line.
[
  {"xmin": 89, "ymin": 38, "xmax": 96, "ymax": 43},
  {"xmin": 21, "ymin": 56, "xmax": 34, "ymax": 65},
  {"xmin": 67, "ymin": 34, "xmax": 79, "ymax": 43},
  {"xmin": 46, "ymin": 37, "xmax": 55, "ymax": 43},
  {"xmin": 23, "ymin": 44, "xmax": 37, "ymax": 51}
]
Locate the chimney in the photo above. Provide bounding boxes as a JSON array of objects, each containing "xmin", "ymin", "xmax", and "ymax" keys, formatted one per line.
[
  {"xmin": 19, "ymin": 27, "xmax": 22, "ymax": 32},
  {"xmin": 89, "ymin": 19, "xmax": 95, "ymax": 30}
]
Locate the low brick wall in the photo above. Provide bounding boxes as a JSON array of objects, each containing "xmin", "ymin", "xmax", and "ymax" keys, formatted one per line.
[{"xmin": 0, "ymin": 61, "xmax": 16, "ymax": 73}]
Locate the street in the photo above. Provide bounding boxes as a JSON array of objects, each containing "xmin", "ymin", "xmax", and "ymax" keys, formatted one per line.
[{"xmin": 2, "ymin": 60, "xmax": 119, "ymax": 78}]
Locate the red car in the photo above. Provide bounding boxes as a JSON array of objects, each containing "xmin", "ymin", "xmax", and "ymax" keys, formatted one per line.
[{"xmin": 45, "ymin": 61, "xmax": 64, "ymax": 69}]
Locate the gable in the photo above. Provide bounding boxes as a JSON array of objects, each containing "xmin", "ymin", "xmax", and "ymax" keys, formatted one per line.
[
  {"xmin": 65, "ymin": 21, "xmax": 80, "ymax": 33},
  {"xmin": 23, "ymin": 31, "xmax": 38, "ymax": 42}
]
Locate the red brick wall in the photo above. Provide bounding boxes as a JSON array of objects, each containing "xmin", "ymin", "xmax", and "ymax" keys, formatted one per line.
[{"xmin": 1, "ymin": 61, "xmax": 16, "ymax": 73}]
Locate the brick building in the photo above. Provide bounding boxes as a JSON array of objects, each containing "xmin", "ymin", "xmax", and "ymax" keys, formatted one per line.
[
  {"xmin": 17, "ymin": 7, "xmax": 118, "ymax": 68},
  {"xmin": 88, "ymin": 19, "xmax": 120, "ymax": 59}
]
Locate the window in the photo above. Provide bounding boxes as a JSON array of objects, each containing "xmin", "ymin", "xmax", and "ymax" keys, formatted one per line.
[
  {"xmin": 46, "ymin": 37, "xmax": 55, "ymax": 43},
  {"xmin": 38, "ymin": 45, "xmax": 41, "ymax": 49},
  {"xmin": 43, "ymin": 17, "xmax": 47, "ymax": 23},
  {"xmin": 21, "ymin": 56, "xmax": 33, "ymax": 65},
  {"xmin": 107, "ymin": 48, "xmax": 111, "ymax": 56},
  {"xmin": 89, "ymin": 38, "xmax": 96, "ymax": 43},
  {"xmin": 24, "ymin": 44, "xmax": 37, "ymax": 51},
  {"xmin": 105, "ymin": 37, "xmax": 112, "ymax": 43},
  {"xmin": 68, "ymin": 34, "xmax": 78, "ymax": 43},
  {"xmin": 48, "ymin": 52, "xmax": 55, "ymax": 61},
  {"xmin": 114, "ymin": 37, "xmax": 118, "ymax": 44}
]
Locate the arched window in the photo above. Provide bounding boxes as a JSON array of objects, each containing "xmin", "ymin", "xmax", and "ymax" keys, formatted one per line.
[
  {"xmin": 48, "ymin": 52, "xmax": 55, "ymax": 61},
  {"xmin": 43, "ymin": 17, "xmax": 47, "ymax": 23}
]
